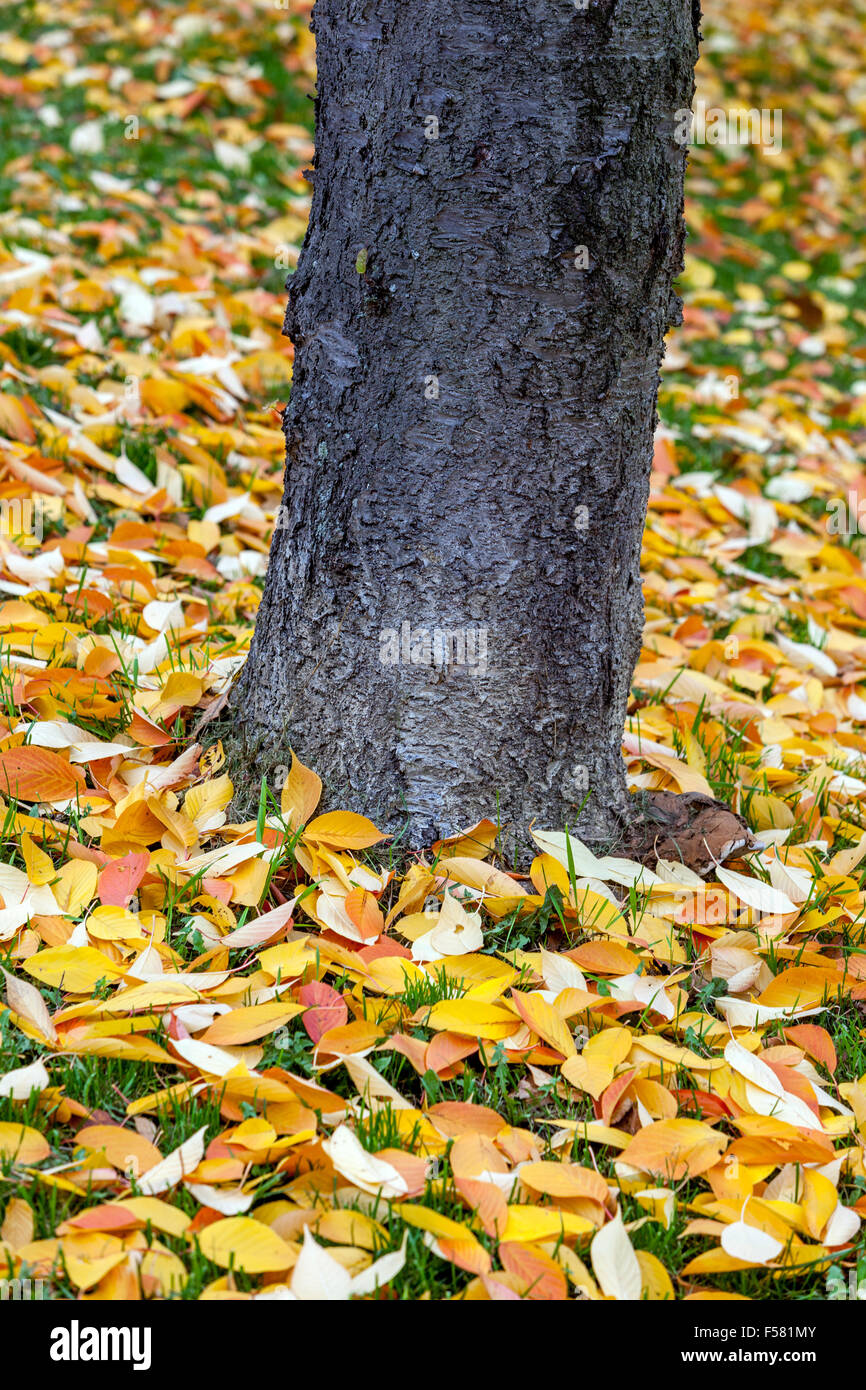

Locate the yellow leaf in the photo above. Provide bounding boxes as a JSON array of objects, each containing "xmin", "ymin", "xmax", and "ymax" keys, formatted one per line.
[
  {"xmin": 520, "ymin": 1160, "xmax": 610, "ymax": 1205},
  {"xmin": 54, "ymin": 859, "xmax": 98, "ymax": 915},
  {"xmin": 150, "ymin": 672, "xmax": 205, "ymax": 724},
  {"xmin": 440, "ymin": 856, "xmax": 528, "ymax": 903},
  {"xmin": 758, "ymin": 966, "xmax": 845, "ymax": 1010},
  {"xmin": 510, "ymin": 990, "xmax": 576, "ymax": 1057},
  {"xmin": 0, "ymin": 1195, "xmax": 34, "ymax": 1250},
  {"xmin": 561, "ymin": 1026, "xmax": 633, "ymax": 1098},
  {"xmin": 636, "ymin": 1248, "xmax": 675, "ymax": 1300},
  {"xmin": 184, "ymin": 774, "xmax": 233, "ymax": 829},
  {"xmin": 110, "ymin": 1197, "xmax": 191, "ymax": 1237},
  {"xmin": 426, "ymin": 998, "xmax": 520, "ymax": 1041},
  {"xmin": 303, "ymin": 810, "xmax": 388, "ymax": 851},
  {"xmin": 801, "ymin": 1169, "xmax": 838, "ymax": 1241},
  {"xmin": 24, "ymin": 946, "xmax": 125, "ymax": 994},
  {"xmin": 196, "ymin": 1217, "xmax": 297, "ymax": 1274},
  {"xmin": 21, "ymin": 833, "xmax": 55, "ymax": 886},
  {"xmin": 0, "ymin": 1121, "xmax": 50, "ymax": 1164},
  {"xmin": 398, "ymin": 1205, "xmax": 476, "ymax": 1241},
  {"xmin": 280, "ymin": 750, "xmax": 322, "ymax": 828},
  {"xmin": 501, "ymin": 1205, "xmax": 595, "ymax": 1243}
]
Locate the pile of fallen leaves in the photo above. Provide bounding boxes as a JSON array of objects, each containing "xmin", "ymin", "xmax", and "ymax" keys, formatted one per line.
[{"xmin": 1, "ymin": 0, "xmax": 866, "ymax": 1301}]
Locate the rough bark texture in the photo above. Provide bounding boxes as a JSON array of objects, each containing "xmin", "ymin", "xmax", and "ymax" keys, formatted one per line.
[{"xmin": 232, "ymin": 0, "xmax": 700, "ymax": 849}]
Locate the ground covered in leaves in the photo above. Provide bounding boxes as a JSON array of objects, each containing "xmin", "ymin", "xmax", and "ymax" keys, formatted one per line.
[{"xmin": 1, "ymin": 0, "xmax": 866, "ymax": 1302}]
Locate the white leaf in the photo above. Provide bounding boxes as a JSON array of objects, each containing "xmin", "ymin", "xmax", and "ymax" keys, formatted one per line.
[
  {"xmin": 607, "ymin": 972, "xmax": 675, "ymax": 1021},
  {"xmin": 712, "ymin": 485, "xmax": 776, "ymax": 544},
  {"xmin": 823, "ymin": 1203, "xmax": 860, "ymax": 1248},
  {"xmin": 540, "ymin": 949, "xmax": 587, "ymax": 994},
  {"xmin": 0, "ymin": 1058, "xmax": 50, "ymax": 1100},
  {"xmin": 220, "ymin": 897, "xmax": 298, "ymax": 949},
  {"xmin": 653, "ymin": 859, "xmax": 706, "ymax": 888},
  {"xmin": 70, "ymin": 119, "xmax": 104, "ymax": 155},
  {"xmin": 341, "ymin": 1055, "xmax": 413, "ymax": 1111},
  {"xmin": 744, "ymin": 1080, "xmax": 825, "ymax": 1132},
  {"xmin": 590, "ymin": 1212, "xmax": 642, "ymax": 1300},
  {"xmin": 3, "ymin": 550, "xmax": 65, "ymax": 586},
  {"xmin": 213, "ymin": 139, "xmax": 251, "ymax": 175},
  {"xmin": 137, "ymin": 1125, "xmax": 206, "ymax": 1194},
  {"xmin": 766, "ymin": 855, "xmax": 812, "ymax": 904},
  {"xmin": 0, "ymin": 905, "xmax": 35, "ymax": 941},
  {"xmin": 320, "ymin": 1125, "xmax": 408, "ymax": 1199},
  {"xmin": 532, "ymin": 830, "xmax": 662, "ymax": 889},
  {"xmin": 721, "ymin": 1220, "xmax": 783, "ymax": 1264},
  {"xmin": 116, "ymin": 447, "xmax": 154, "ymax": 495},
  {"xmin": 349, "ymin": 1233, "xmax": 408, "ymax": 1296},
  {"xmin": 184, "ymin": 1183, "xmax": 253, "ymax": 1215},
  {"xmin": 289, "ymin": 1227, "xmax": 352, "ymax": 1301},
  {"xmin": 2, "ymin": 968, "xmax": 58, "ymax": 1044},
  {"xmin": 142, "ymin": 599, "xmax": 184, "ymax": 635},
  {"xmin": 111, "ymin": 277, "xmax": 154, "ymax": 328},
  {"xmin": 774, "ymin": 634, "xmax": 837, "ymax": 678},
  {"xmin": 428, "ymin": 893, "xmax": 483, "ymax": 956},
  {"xmin": 715, "ymin": 865, "xmax": 796, "ymax": 915},
  {"xmin": 170, "ymin": 1037, "xmax": 241, "ymax": 1078},
  {"xmin": 173, "ymin": 1003, "xmax": 231, "ymax": 1033},
  {"xmin": 716, "ymin": 997, "xmax": 825, "ymax": 1027},
  {"xmin": 724, "ymin": 1038, "xmax": 785, "ymax": 1097}
]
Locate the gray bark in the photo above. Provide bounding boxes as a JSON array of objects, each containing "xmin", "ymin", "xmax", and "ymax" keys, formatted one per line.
[{"xmin": 232, "ymin": 0, "xmax": 700, "ymax": 849}]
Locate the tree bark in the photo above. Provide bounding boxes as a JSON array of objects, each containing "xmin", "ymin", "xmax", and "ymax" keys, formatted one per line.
[{"xmin": 232, "ymin": 0, "xmax": 700, "ymax": 849}]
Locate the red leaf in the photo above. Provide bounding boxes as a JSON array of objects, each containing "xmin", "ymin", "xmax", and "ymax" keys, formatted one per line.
[
  {"xmin": 98, "ymin": 852, "xmax": 150, "ymax": 907},
  {"xmin": 299, "ymin": 981, "xmax": 348, "ymax": 1044}
]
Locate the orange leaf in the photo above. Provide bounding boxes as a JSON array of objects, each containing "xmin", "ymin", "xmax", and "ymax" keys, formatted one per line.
[
  {"xmin": 498, "ymin": 1242, "xmax": 569, "ymax": 1300},
  {"xmin": 599, "ymin": 1068, "xmax": 638, "ymax": 1126},
  {"xmin": 344, "ymin": 887, "xmax": 385, "ymax": 940},
  {"xmin": 0, "ymin": 747, "xmax": 85, "ymax": 802},
  {"xmin": 299, "ymin": 981, "xmax": 348, "ymax": 1044},
  {"xmin": 569, "ymin": 941, "xmax": 640, "ymax": 975},
  {"xmin": 783, "ymin": 1024, "xmax": 837, "ymax": 1074},
  {"xmin": 76, "ymin": 1125, "xmax": 162, "ymax": 1177},
  {"xmin": 428, "ymin": 1102, "xmax": 506, "ymax": 1141},
  {"xmin": 620, "ymin": 1119, "xmax": 728, "ymax": 1180},
  {"xmin": 520, "ymin": 1161, "xmax": 610, "ymax": 1207},
  {"xmin": 435, "ymin": 1236, "xmax": 492, "ymax": 1277},
  {"xmin": 454, "ymin": 1175, "xmax": 507, "ymax": 1239},
  {"xmin": 425, "ymin": 1032, "xmax": 478, "ymax": 1077}
]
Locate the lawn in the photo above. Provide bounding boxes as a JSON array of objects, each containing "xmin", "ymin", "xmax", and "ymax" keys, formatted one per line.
[{"xmin": 0, "ymin": 0, "xmax": 865, "ymax": 1302}]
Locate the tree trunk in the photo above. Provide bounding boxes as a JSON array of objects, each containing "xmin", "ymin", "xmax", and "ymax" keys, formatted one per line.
[{"xmin": 232, "ymin": 0, "xmax": 700, "ymax": 850}]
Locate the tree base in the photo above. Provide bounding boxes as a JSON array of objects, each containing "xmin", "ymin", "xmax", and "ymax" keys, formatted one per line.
[
  {"xmin": 212, "ymin": 707, "xmax": 752, "ymax": 880},
  {"xmin": 614, "ymin": 790, "xmax": 757, "ymax": 877}
]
